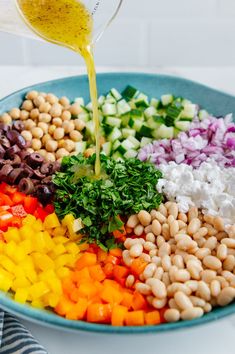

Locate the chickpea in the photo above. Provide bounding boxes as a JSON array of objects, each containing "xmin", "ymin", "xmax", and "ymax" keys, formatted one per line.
[
  {"xmin": 20, "ymin": 110, "xmax": 29, "ymax": 121},
  {"xmin": 53, "ymin": 127, "xmax": 65, "ymax": 140},
  {"xmin": 29, "ymin": 108, "xmax": 40, "ymax": 120},
  {"xmin": 37, "ymin": 122, "xmax": 48, "ymax": 134},
  {"xmin": 59, "ymin": 96, "xmax": 70, "ymax": 107},
  {"xmin": 22, "ymin": 100, "xmax": 34, "ymax": 111},
  {"xmin": 33, "ymin": 95, "xmax": 45, "ymax": 108},
  {"xmin": 39, "ymin": 102, "xmax": 51, "ymax": 113},
  {"xmin": 9, "ymin": 108, "xmax": 20, "ymax": 119},
  {"xmin": 74, "ymin": 118, "xmax": 86, "ymax": 131},
  {"xmin": 61, "ymin": 110, "xmax": 71, "ymax": 121},
  {"xmin": 27, "ymin": 148, "xmax": 34, "ymax": 154},
  {"xmin": 62, "ymin": 120, "xmax": 75, "ymax": 134},
  {"xmin": 52, "ymin": 117, "xmax": 63, "ymax": 127},
  {"xmin": 84, "ymin": 148, "xmax": 95, "ymax": 158},
  {"xmin": 46, "ymin": 139, "xmax": 58, "ymax": 153},
  {"xmin": 56, "ymin": 148, "xmax": 70, "ymax": 160},
  {"xmin": 31, "ymin": 138, "xmax": 42, "ymax": 151},
  {"xmin": 58, "ymin": 139, "xmax": 65, "ymax": 149},
  {"xmin": 45, "ymin": 152, "xmax": 56, "ymax": 162},
  {"xmin": 39, "ymin": 92, "xmax": 47, "ymax": 98},
  {"xmin": 26, "ymin": 90, "xmax": 38, "ymax": 100},
  {"xmin": 63, "ymin": 139, "xmax": 75, "ymax": 153},
  {"xmin": 70, "ymin": 103, "xmax": 82, "ymax": 116},
  {"xmin": 70, "ymin": 130, "xmax": 82, "ymax": 142},
  {"xmin": 0, "ymin": 113, "xmax": 12, "ymax": 125},
  {"xmin": 21, "ymin": 130, "xmax": 32, "ymax": 142},
  {"xmin": 31, "ymin": 127, "xmax": 44, "ymax": 139},
  {"xmin": 24, "ymin": 119, "xmax": 36, "ymax": 130},
  {"xmin": 46, "ymin": 93, "xmax": 59, "ymax": 105},
  {"xmin": 38, "ymin": 113, "xmax": 52, "ymax": 123},
  {"xmin": 42, "ymin": 134, "xmax": 52, "ymax": 146},
  {"xmin": 49, "ymin": 103, "xmax": 62, "ymax": 118},
  {"xmin": 38, "ymin": 149, "xmax": 47, "ymax": 158},
  {"xmin": 48, "ymin": 125, "xmax": 57, "ymax": 135}
]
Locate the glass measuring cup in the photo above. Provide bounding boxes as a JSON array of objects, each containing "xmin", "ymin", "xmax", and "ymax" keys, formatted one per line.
[{"xmin": 0, "ymin": 0, "xmax": 123, "ymax": 44}]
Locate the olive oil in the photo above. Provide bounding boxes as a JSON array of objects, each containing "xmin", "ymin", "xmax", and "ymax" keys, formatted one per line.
[{"xmin": 17, "ymin": 0, "xmax": 101, "ymax": 175}]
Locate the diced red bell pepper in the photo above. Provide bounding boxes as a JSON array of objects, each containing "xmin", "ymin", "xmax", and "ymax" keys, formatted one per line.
[
  {"xmin": 9, "ymin": 216, "xmax": 22, "ymax": 228},
  {"xmin": 12, "ymin": 192, "xmax": 26, "ymax": 205},
  {"xmin": 23, "ymin": 196, "xmax": 38, "ymax": 214},
  {"xmin": 0, "ymin": 183, "xmax": 17, "ymax": 195},
  {"xmin": 34, "ymin": 206, "xmax": 48, "ymax": 222},
  {"xmin": 44, "ymin": 204, "xmax": 54, "ymax": 214},
  {"xmin": 0, "ymin": 192, "xmax": 13, "ymax": 207},
  {"xmin": 11, "ymin": 205, "xmax": 27, "ymax": 218}
]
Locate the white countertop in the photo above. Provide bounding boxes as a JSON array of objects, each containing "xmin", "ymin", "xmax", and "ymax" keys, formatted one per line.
[{"xmin": 1, "ymin": 65, "xmax": 235, "ymax": 354}]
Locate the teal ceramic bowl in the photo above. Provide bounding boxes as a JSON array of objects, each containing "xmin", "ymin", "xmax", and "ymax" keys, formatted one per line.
[{"xmin": 0, "ymin": 73, "xmax": 235, "ymax": 334}]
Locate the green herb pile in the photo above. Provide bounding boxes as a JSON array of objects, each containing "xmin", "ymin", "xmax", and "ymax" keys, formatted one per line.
[{"xmin": 53, "ymin": 154, "xmax": 163, "ymax": 250}]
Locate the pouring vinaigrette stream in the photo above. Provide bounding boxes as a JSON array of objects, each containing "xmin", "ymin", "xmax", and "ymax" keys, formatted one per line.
[{"xmin": 17, "ymin": 0, "xmax": 101, "ymax": 175}]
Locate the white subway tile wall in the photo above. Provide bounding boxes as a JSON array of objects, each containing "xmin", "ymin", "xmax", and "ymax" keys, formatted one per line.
[{"xmin": 0, "ymin": 0, "xmax": 235, "ymax": 66}]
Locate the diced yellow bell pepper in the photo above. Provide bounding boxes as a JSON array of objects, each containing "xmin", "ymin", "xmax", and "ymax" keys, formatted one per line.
[
  {"xmin": 19, "ymin": 225, "xmax": 33, "ymax": 240},
  {"xmin": 4, "ymin": 228, "xmax": 20, "ymax": 243},
  {"xmin": 46, "ymin": 293, "xmax": 60, "ymax": 308},
  {"xmin": 32, "ymin": 232, "xmax": 46, "ymax": 253},
  {"xmin": 56, "ymin": 267, "xmax": 71, "ymax": 279},
  {"xmin": 44, "ymin": 213, "xmax": 60, "ymax": 230},
  {"xmin": 20, "ymin": 239, "xmax": 33, "ymax": 255},
  {"xmin": 53, "ymin": 244, "xmax": 66, "ymax": 257},
  {"xmin": 0, "ymin": 268, "xmax": 14, "ymax": 291},
  {"xmin": 65, "ymin": 242, "xmax": 80, "ymax": 255},
  {"xmin": 12, "ymin": 277, "xmax": 31, "ymax": 290},
  {"xmin": 31, "ymin": 299, "xmax": 44, "ymax": 309},
  {"xmin": 14, "ymin": 288, "xmax": 29, "ymax": 304},
  {"xmin": 48, "ymin": 277, "xmax": 62, "ymax": 295},
  {"xmin": 11, "ymin": 246, "xmax": 27, "ymax": 264},
  {"xmin": 22, "ymin": 214, "xmax": 36, "ymax": 226},
  {"xmin": 33, "ymin": 254, "xmax": 55, "ymax": 271},
  {"xmin": 0, "ymin": 255, "xmax": 15, "ymax": 273},
  {"xmin": 52, "ymin": 226, "xmax": 67, "ymax": 237},
  {"xmin": 32, "ymin": 219, "xmax": 43, "ymax": 232},
  {"xmin": 42, "ymin": 231, "xmax": 55, "ymax": 252},
  {"xmin": 29, "ymin": 281, "xmax": 49, "ymax": 300},
  {"xmin": 53, "ymin": 236, "xmax": 69, "ymax": 245}
]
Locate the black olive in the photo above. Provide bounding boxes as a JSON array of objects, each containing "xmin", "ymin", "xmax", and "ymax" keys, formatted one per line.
[
  {"xmin": 15, "ymin": 135, "xmax": 26, "ymax": 149},
  {"xmin": 6, "ymin": 145, "xmax": 21, "ymax": 158},
  {"xmin": 6, "ymin": 130, "xmax": 20, "ymax": 143},
  {"xmin": 27, "ymin": 153, "xmax": 44, "ymax": 168},
  {"xmin": 12, "ymin": 121, "xmax": 24, "ymax": 132},
  {"xmin": 51, "ymin": 161, "xmax": 61, "ymax": 173},
  {"xmin": 41, "ymin": 176, "xmax": 52, "ymax": 184},
  {"xmin": 40, "ymin": 162, "xmax": 51, "ymax": 175},
  {"xmin": 0, "ymin": 164, "xmax": 14, "ymax": 182},
  {"xmin": 7, "ymin": 168, "xmax": 25, "ymax": 184},
  {"xmin": 18, "ymin": 178, "xmax": 35, "ymax": 194},
  {"xmin": 34, "ymin": 169, "xmax": 46, "ymax": 180},
  {"xmin": 11, "ymin": 154, "xmax": 22, "ymax": 166},
  {"xmin": 36, "ymin": 185, "xmax": 53, "ymax": 205},
  {"xmin": 18, "ymin": 150, "xmax": 31, "ymax": 161},
  {"xmin": 0, "ymin": 136, "xmax": 10, "ymax": 149},
  {"xmin": 0, "ymin": 145, "xmax": 5, "ymax": 159},
  {"xmin": 0, "ymin": 123, "xmax": 10, "ymax": 132},
  {"xmin": 20, "ymin": 163, "xmax": 34, "ymax": 178}
]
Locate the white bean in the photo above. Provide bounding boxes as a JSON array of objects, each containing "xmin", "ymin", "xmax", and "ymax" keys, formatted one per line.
[
  {"xmin": 201, "ymin": 270, "xmax": 217, "ymax": 284},
  {"xmin": 138, "ymin": 210, "xmax": 151, "ymax": 226},
  {"xmin": 168, "ymin": 203, "xmax": 178, "ymax": 219},
  {"xmin": 129, "ymin": 243, "xmax": 143, "ymax": 258},
  {"xmin": 152, "ymin": 219, "xmax": 162, "ymax": 236},
  {"xmin": 147, "ymin": 278, "xmax": 167, "ymax": 299},
  {"xmin": 146, "ymin": 232, "xmax": 155, "ymax": 243},
  {"xmin": 172, "ymin": 255, "xmax": 185, "ymax": 269},
  {"xmin": 170, "ymin": 220, "xmax": 179, "ymax": 237},
  {"xmin": 158, "ymin": 242, "xmax": 171, "ymax": 257},
  {"xmin": 164, "ymin": 309, "xmax": 180, "ymax": 322},
  {"xmin": 126, "ymin": 214, "xmax": 139, "ymax": 229},
  {"xmin": 153, "ymin": 267, "xmax": 164, "ymax": 280},
  {"xmin": 210, "ymin": 280, "xmax": 221, "ymax": 297},
  {"xmin": 221, "ymin": 238, "xmax": 235, "ymax": 249},
  {"xmin": 174, "ymin": 269, "xmax": 191, "ymax": 283},
  {"xmin": 181, "ymin": 307, "xmax": 204, "ymax": 321},
  {"xmin": 152, "ymin": 297, "xmax": 167, "ymax": 309},
  {"xmin": 217, "ymin": 244, "xmax": 227, "ymax": 261},
  {"xmin": 174, "ymin": 291, "xmax": 193, "ymax": 310},
  {"xmin": 189, "ymin": 296, "xmax": 206, "ymax": 308},
  {"xmin": 144, "ymin": 241, "xmax": 156, "ymax": 252},
  {"xmin": 135, "ymin": 282, "xmax": 152, "ymax": 295},
  {"xmin": 185, "ymin": 280, "xmax": 198, "ymax": 292},
  {"xmin": 143, "ymin": 263, "xmax": 157, "ymax": 279},
  {"xmin": 196, "ymin": 281, "xmax": 211, "ymax": 301},
  {"xmin": 125, "ymin": 275, "xmax": 135, "ymax": 288},
  {"xmin": 161, "ymin": 255, "xmax": 172, "ymax": 271},
  {"xmin": 217, "ymin": 287, "xmax": 235, "ymax": 306},
  {"xmin": 187, "ymin": 218, "xmax": 201, "ymax": 235},
  {"xmin": 203, "ymin": 255, "xmax": 222, "ymax": 271}
]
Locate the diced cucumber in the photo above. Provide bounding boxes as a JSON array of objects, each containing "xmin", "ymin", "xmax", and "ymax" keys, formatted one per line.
[
  {"xmin": 161, "ymin": 94, "xmax": 174, "ymax": 106},
  {"xmin": 75, "ymin": 97, "xmax": 85, "ymax": 106},
  {"xmin": 175, "ymin": 120, "xmax": 191, "ymax": 131},
  {"xmin": 147, "ymin": 117, "xmax": 162, "ymax": 130},
  {"xmin": 130, "ymin": 109, "xmax": 143, "ymax": 118},
  {"xmin": 157, "ymin": 124, "xmax": 174, "ymax": 139},
  {"xmin": 105, "ymin": 116, "xmax": 121, "ymax": 128},
  {"xmin": 86, "ymin": 121, "xmax": 95, "ymax": 136},
  {"xmin": 150, "ymin": 98, "xmax": 160, "ymax": 108},
  {"xmin": 182, "ymin": 99, "xmax": 192, "ymax": 107},
  {"xmin": 165, "ymin": 116, "xmax": 175, "ymax": 127},
  {"xmin": 144, "ymin": 106, "xmax": 157, "ymax": 119},
  {"xmin": 108, "ymin": 127, "xmax": 122, "ymax": 142},
  {"xmin": 174, "ymin": 128, "xmax": 181, "ymax": 138},
  {"xmin": 181, "ymin": 103, "xmax": 197, "ymax": 119},
  {"xmin": 140, "ymin": 137, "xmax": 152, "ymax": 147},
  {"xmin": 129, "ymin": 118, "xmax": 143, "ymax": 132},
  {"xmin": 75, "ymin": 141, "xmax": 87, "ymax": 153},
  {"xmin": 112, "ymin": 140, "xmax": 121, "ymax": 151},
  {"xmin": 102, "ymin": 103, "xmax": 117, "ymax": 116},
  {"xmin": 124, "ymin": 149, "xmax": 138, "ymax": 159},
  {"xmin": 78, "ymin": 112, "xmax": 90, "ymax": 122},
  {"xmin": 139, "ymin": 125, "xmax": 152, "ymax": 138},
  {"xmin": 135, "ymin": 98, "xmax": 149, "ymax": 108},
  {"xmin": 153, "ymin": 115, "xmax": 165, "ymax": 124},
  {"xmin": 102, "ymin": 142, "xmax": 112, "ymax": 156},
  {"xmin": 122, "ymin": 128, "xmax": 136, "ymax": 138},
  {"xmin": 117, "ymin": 99, "xmax": 131, "ymax": 116},
  {"xmin": 199, "ymin": 109, "xmax": 209, "ymax": 120},
  {"xmin": 110, "ymin": 88, "xmax": 122, "ymax": 101},
  {"xmin": 112, "ymin": 151, "xmax": 124, "ymax": 161},
  {"xmin": 121, "ymin": 139, "xmax": 135, "ymax": 151},
  {"xmin": 122, "ymin": 85, "xmax": 139, "ymax": 100},
  {"xmin": 98, "ymin": 95, "xmax": 105, "ymax": 106},
  {"xmin": 128, "ymin": 136, "xmax": 140, "ymax": 149},
  {"xmin": 121, "ymin": 114, "xmax": 130, "ymax": 127},
  {"xmin": 166, "ymin": 105, "xmax": 182, "ymax": 119},
  {"xmin": 102, "ymin": 124, "xmax": 114, "ymax": 136},
  {"xmin": 105, "ymin": 97, "xmax": 116, "ymax": 104}
]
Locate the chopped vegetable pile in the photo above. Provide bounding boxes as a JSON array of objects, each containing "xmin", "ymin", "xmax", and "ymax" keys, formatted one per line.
[
  {"xmin": 53, "ymin": 154, "xmax": 163, "ymax": 249},
  {"xmin": 0, "ymin": 87, "xmax": 235, "ymax": 328}
]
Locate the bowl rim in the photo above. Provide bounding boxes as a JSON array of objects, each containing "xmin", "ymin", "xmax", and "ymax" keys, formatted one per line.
[{"xmin": 0, "ymin": 72, "xmax": 235, "ymax": 334}]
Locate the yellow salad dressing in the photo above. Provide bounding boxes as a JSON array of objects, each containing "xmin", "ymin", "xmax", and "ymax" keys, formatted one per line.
[{"xmin": 17, "ymin": 0, "xmax": 101, "ymax": 175}]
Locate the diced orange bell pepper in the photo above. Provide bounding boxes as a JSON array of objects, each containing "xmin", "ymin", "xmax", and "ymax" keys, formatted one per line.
[
  {"xmin": 103, "ymin": 279, "xmax": 120, "ymax": 290},
  {"xmin": 104, "ymin": 254, "xmax": 120, "ymax": 265},
  {"xmin": 55, "ymin": 296, "xmax": 74, "ymax": 316},
  {"xmin": 113, "ymin": 265, "xmax": 129, "ymax": 283},
  {"xmin": 12, "ymin": 192, "xmax": 25, "ymax": 205},
  {"xmin": 62, "ymin": 278, "xmax": 76, "ymax": 296},
  {"xmin": 75, "ymin": 252, "xmax": 97, "ymax": 270},
  {"xmin": 109, "ymin": 248, "xmax": 122, "ymax": 258},
  {"xmin": 100, "ymin": 286, "xmax": 123, "ymax": 305},
  {"xmin": 77, "ymin": 282, "xmax": 98, "ymax": 299},
  {"xmin": 125, "ymin": 310, "xmax": 145, "ymax": 326},
  {"xmin": 111, "ymin": 305, "xmax": 128, "ymax": 326},
  {"xmin": 71, "ymin": 268, "xmax": 91, "ymax": 284},
  {"xmin": 121, "ymin": 291, "xmax": 133, "ymax": 309},
  {"xmin": 87, "ymin": 303, "xmax": 112, "ymax": 323},
  {"xmin": 97, "ymin": 248, "xmax": 108, "ymax": 263},
  {"xmin": 130, "ymin": 258, "xmax": 147, "ymax": 277},
  {"xmin": 132, "ymin": 291, "xmax": 148, "ymax": 311},
  {"xmin": 145, "ymin": 311, "xmax": 161, "ymax": 325},
  {"xmin": 113, "ymin": 225, "xmax": 126, "ymax": 239},
  {"xmin": 103, "ymin": 263, "xmax": 114, "ymax": 277},
  {"xmin": 66, "ymin": 298, "xmax": 88, "ymax": 320},
  {"xmin": 88, "ymin": 265, "xmax": 106, "ymax": 282}
]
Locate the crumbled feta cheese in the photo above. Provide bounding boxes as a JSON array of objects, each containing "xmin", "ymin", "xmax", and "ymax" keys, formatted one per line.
[{"xmin": 157, "ymin": 159, "xmax": 235, "ymax": 225}]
